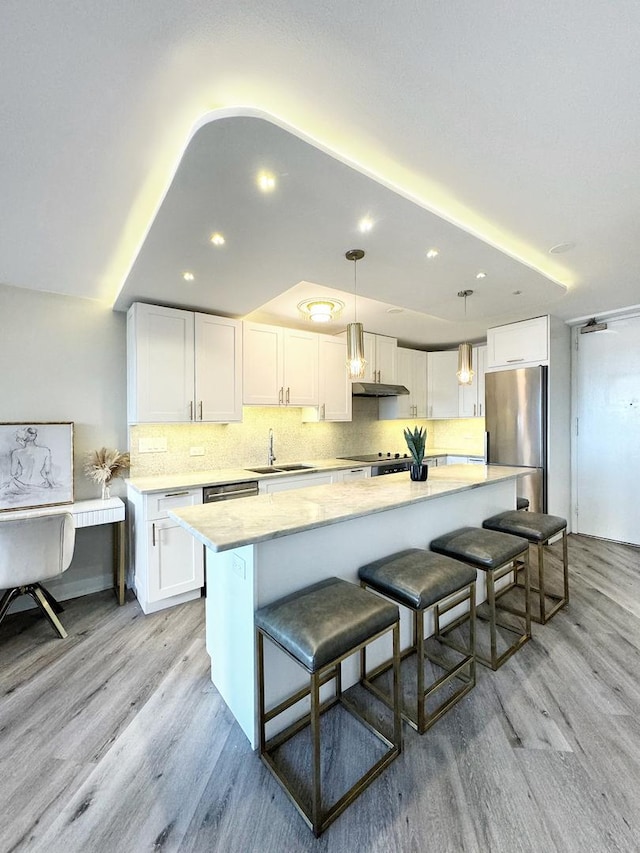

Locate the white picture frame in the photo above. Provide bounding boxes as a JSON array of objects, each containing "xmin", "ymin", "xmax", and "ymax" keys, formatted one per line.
[{"xmin": 0, "ymin": 422, "xmax": 74, "ymax": 512}]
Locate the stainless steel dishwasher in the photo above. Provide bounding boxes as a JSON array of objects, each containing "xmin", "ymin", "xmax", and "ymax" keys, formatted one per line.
[{"xmin": 203, "ymin": 481, "xmax": 259, "ymax": 503}]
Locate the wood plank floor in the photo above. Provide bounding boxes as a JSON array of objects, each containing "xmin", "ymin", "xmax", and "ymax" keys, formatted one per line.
[{"xmin": 1, "ymin": 534, "xmax": 639, "ymax": 853}]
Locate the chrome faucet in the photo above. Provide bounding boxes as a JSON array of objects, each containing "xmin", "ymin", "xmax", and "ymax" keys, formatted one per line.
[{"xmin": 268, "ymin": 428, "xmax": 276, "ymax": 465}]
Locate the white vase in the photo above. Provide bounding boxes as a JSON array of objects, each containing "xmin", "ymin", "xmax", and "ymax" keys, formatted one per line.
[{"xmin": 101, "ymin": 481, "xmax": 111, "ymax": 500}]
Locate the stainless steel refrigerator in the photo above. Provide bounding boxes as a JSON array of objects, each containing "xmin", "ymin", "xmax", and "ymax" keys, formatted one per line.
[{"xmin": 485, "ymin": 366, "xmax": 547, "ymax": 512}]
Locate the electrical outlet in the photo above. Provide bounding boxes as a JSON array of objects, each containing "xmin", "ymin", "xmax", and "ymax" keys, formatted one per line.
[
  {"xmin": 190, "ymin": 446, "xmax": 205, "ymax": 456},
  {"xmin": 232, "ymin": 554, "xmax": 246, "ymax": 580},
  {"xmin": 139, "ymin": 437, "xmax": 168, "ymax": 453}
]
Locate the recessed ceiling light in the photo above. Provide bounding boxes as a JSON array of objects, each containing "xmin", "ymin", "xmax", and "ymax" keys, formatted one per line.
[
  {"xmin": 210, "ymin": 232, "xmax": 225, "ymax": 246},
  {"xmin": 426, "ymin": 248, "xmax": 439, "ymax": 259},
  {"xmin": 358, "ymin": 216, "xmax": 374, "ymax": 233},
  {"xmin": 297, "ymin": 298, "xmax": 345, "ymax": 323},
  {"xmin": 476, "ymin": 271, "xmax": 487, "ymax": 279},
  {"xmin": 386, "ymin": 307, "xmax": 404, "ymax": 314},
  {"xmin": 548, "ymin": 241, "xmax": 575, "ymax": 254},
  {"xmin": 182, "ymin": 271, "xmax": 194, "ymax": 281},
  {"xmin": 257, "ymin": 171, "xmax": 276, "ymax": 192}
]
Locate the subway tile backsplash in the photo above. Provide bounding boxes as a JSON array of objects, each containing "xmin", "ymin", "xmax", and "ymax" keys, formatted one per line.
[{"xmin": 129, "ymin": 399, "xmax": 485, "ymax": 477}]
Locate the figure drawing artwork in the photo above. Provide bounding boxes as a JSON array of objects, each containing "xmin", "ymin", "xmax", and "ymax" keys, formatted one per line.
[{"xmin": 0, "ymin": 422, "xmax": 74, "ymax": 511}]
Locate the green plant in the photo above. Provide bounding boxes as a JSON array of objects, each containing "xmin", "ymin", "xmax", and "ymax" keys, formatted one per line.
[{"xmin": 403, "ymin": 426, "xmax": 426, "ymax": 466}]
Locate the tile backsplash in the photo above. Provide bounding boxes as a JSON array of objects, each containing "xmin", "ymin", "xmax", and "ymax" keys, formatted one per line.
[{"xmin": 130, "ymin": 398, "xmax": 485, "ymax": 477}]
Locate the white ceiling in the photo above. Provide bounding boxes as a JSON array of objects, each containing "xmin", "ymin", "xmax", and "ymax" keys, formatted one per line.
[{"xmin": 2, "ymin": 1, "xmax": 639, "ymax": 348}]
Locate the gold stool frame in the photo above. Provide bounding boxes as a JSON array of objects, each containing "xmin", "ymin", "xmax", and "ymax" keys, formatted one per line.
[{"xmin": 256, "ymin": 619, "xmax": 402, "ymax": 838}]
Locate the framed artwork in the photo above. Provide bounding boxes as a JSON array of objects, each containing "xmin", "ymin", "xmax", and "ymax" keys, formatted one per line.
[{"xmin": 0, "ymin": 422, "xmax": 74, "ymax": 512}]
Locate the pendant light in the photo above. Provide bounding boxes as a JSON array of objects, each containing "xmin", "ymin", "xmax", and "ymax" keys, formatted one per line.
[
  {"xmin": 457, "ymin": 290, "xmax": 474, "ymax": 385},
  {"xmin": 345, "ymin": 249, "xmax": 367, "ymax": 379}
]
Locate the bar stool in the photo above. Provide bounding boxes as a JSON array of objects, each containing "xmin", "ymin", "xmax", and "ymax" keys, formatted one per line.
[
  {"xmin": 482, "ymin": 510, "xmax": 569, "ymax": 624},
  {"xmin": 358, "ymin": 548, "xmax": 476, "ymax": 734},
  {"xmin": 516, "ymin": 497, "xmax": 530, "ymax": 511},
  {"xmin": 255, "ymin": 577, "xmax": 402, "ymax": 837},
  {"xmin": 430, "ymin": 527, "xmax": 531, "ymax": 670}
]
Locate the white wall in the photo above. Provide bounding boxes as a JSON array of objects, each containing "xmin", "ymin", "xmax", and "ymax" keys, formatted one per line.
[{"xmin": 0, "ymin": 283, "xmax": 128, "ymax": 605}]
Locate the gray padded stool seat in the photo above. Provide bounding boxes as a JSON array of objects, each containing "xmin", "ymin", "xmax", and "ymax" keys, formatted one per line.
[
  {"xmin": 358, "ymin": 548, "xmax": 476, "ymax": 734},
  {"xmin": 255, "ymin": 577, "xmax": 402, "ymax": 837},
  {"xmin": 483, "ymin": 510, "xmax": 569, "ymax": 624},
  {"xmin": 430, "ymin": 527, "xmax": 531, "ymax": 670},
  {"xmin": 516, "ymin": 497, "xmax": 530, "ymax": 511}
]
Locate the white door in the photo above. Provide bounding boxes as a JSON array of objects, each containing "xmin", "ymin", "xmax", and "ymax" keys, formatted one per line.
[
  {"xmin": 319, "ymin": 335, "xmax": 351, "ymax": 421},
  {"xmin": 427, "ymin": 351, "xmax": 459, "ymax": 418},
  {"xmin": 243, "ymin": 322, "xmax": 283, "ymax": 405},
  {"xmin": 147, "ymin": 519, "xmax": 204, "ymax": 602},
  {"xmin": 283, "ymin": 329, "xmax": 319, "ymax": 405},
  {"xmin": 195, "ymin": 314, "xmax": 242, "ymax": 422},
  {"xmin": 575, "ymin": 315, "xmax": 640, "ymax": 544}
]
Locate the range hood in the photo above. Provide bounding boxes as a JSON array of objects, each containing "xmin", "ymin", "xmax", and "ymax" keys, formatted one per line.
[{"xmin": 351, "ymin": 382, "xmax": 410, "ymax": 397}]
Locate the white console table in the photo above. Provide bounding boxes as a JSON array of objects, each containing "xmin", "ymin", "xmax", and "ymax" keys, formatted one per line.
[{"xmin": 1, "ymin": 497, "xmax": 126, "ymax": 605}]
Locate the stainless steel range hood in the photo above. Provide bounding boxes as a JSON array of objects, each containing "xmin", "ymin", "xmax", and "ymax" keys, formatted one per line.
[{"xmin": 351, "ymin": 382, "xmax": 410, "ymax": 397}]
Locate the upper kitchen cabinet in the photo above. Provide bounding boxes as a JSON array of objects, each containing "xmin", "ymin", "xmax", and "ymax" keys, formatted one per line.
[
  {"xmin": 243, "ymin": 322, "xmax": 319, "ymax": 406},
  {"xmin": 127, "ymin": 302, "xmax": 242, "ymax": 423},
  {"xmin": 302, "ymin": 334, "xmax": 352, "ymax": 422},
  {"xmin": 458, "ymin": 345, "xmax": 487, "ymax": 418},
  {"xmin": 379, "ymin": 347, "xmax": 427, "ymax": 420},
  {"xmin": 427, "ymin": 351, "xmax": 459, "ymax": 418},
  {"xmin": 486, "ymin": 316, "xmax": 548, "ymax": 370},
  {"xmin": 362, "ymin": 332, "xmax": 398, "ymax": 384}
]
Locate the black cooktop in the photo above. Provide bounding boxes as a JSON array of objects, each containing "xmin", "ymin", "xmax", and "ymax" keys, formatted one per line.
[{"xmin": 339, "ymin": 452, "xmax": 410, "ymax": 463}]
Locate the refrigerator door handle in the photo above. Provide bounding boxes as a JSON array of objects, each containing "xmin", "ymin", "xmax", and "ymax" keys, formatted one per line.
[{"xmin": 484, "ymin": 431, "xmax": 490, "ymax": 462}]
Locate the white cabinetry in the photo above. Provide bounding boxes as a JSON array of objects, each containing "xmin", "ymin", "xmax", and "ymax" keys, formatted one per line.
[
  {"xmin": 428, "ymin": 455, "xmax": 448, "ymax": 467},
  {"xmin": 128, "ymin": 486, "xmax": 204, "ymax": 614},
  {"xmin": 127, "ymin": 303, "xmax": 242, "ymax": 423},
  {"xmin": 458, "ymin": 345, "xmax": 487, "ymax": 418},
  {"xmin": 333, "ymin": 466, "xmax": 370, "ymax": 482},
  {"xmin": 427, "ymin": 351, "xmax": 459, "ymax": 418},
  {"xmin": 243, "ymin": 322, "xmax": 319, "ymax": 406},
  {"xmin": 302, "ymin": 334, "xmax": 352, "ymax": 422},
  {"xmin": 487, "ymin": 316, "xmax": 548, "ymax": 369},
  {"xmin": 361, "ymin": 333, "xmax": 398, "ymax": 384},
  {"xmin": 379, "ymin": 347, "xmax": 427, "ymax": 420},
  {"xmin": 258, "ymin": 471, "xmax": 334, "ymax": 494}
]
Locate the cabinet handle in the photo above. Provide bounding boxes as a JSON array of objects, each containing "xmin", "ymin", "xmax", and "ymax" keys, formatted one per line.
[
  {"xmin": 189, "ymin": 401, "xmax": 194, "ymax": 420},
  {"xmin": 506, "ymin": 358, "xmax": 524, "ymax": 363},
  {"xmin": 164, "ymin": 490, "xmax": 190, "ymax": 497},
  {"xmin": 479, "ymin": 403, "xmax": 483, "ymax": 416},
  {"xmin": 286, "ymin": 387, "xmax": 290, "ymax": 405},
  {"xmin": 279, "ymin": 387, "xmax": 283, "ymax": 405},
  {"xmin": 322, "ymin": 403, "xmax": 325, "ymax": 420},
  {"xmin": 198, "ymin": 401, "xmax": 203, "ymax": 420},
  {"xmin": 152, "ymin": 522, "xmax": 156, "ymax": 547},
  {"xmin": 473, "ymin": 403, "xmax": 476, "ymax": 416},
  {"xmin": 377, "ymin": 370, "xmax": 381, "ymax": 383}
]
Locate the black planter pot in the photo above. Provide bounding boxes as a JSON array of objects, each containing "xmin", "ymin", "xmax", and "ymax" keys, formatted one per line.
[{"xmin": 409, "ymin": 463, "xmax": 429, "ymax": 481}]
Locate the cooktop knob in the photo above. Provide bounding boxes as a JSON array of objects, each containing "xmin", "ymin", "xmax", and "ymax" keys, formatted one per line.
[{"xmin": 394, "ymin": 453, "xmax": 400, "ymax": 459}]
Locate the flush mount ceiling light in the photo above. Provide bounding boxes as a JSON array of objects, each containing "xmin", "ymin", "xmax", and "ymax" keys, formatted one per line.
[
  {"xmin": 456, "ymin": 289, "xmax": 474, "ymax": 386},
  {"xmin": 210, "ymin": 232, "xmax": 225, "ymax": 246},
  {"xmin": 345, "ymin": 249, "xmax": 367, "ymax": 380},
  {"xmin": 297, "ymin": 297, "xmax": 345, "ymax": 323},
  {"xmin": 257, "ymin": 170, "xmax": 276, "ymax": 192}
]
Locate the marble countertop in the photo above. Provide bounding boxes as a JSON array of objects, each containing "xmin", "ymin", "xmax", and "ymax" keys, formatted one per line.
[
  {"xmin": 126, "ymin": 448, "xmax": 485, "ymax": 494},
  {"xmin": 169, "ymin": 464, "xmax": 526, "ymax": 553}
]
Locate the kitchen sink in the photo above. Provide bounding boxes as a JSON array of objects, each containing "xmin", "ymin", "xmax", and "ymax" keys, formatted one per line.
[{"xmin": 245, "ymin": 464, "xmax": 314, "ymax": 475}]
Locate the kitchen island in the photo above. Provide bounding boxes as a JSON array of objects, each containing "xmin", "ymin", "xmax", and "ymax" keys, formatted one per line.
[{"xmin": 170, "ymin": 464, "xmax": 527, "ymax": 747}]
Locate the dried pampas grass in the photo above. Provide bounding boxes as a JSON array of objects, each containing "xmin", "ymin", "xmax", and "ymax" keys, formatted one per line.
[{"xmin": 84, "ymin": 447, "xmax": 130, "ymax": 486}]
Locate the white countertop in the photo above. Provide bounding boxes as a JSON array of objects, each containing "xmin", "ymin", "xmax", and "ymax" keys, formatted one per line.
[
  {"xmin": 169, "ymin": 464, "xmax": 526, "ymax": 553},
  {"xmin": 126, "ymin": 448, "xmax": 485, "ymax": 494}
]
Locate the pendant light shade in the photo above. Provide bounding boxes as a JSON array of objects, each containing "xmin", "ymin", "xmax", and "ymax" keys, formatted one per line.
[
  {"xmin": 457, "ymin": 289, "xmax": 474, "ymax": 385},
  {"xmin": 345, "ymin": 249, "xmax": 367, "ymax": 379},
  {"xmin": 457, "ymin": 341, "xmax": 474, "ymax": 385}
]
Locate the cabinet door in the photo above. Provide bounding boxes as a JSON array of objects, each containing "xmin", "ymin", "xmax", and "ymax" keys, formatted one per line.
[
  {"xmin": 283, "ymin": 329, "xmax": 319, "ymax": 406},
  {"xmin": 392, "ymin": 348, "xmax": 413, "ymax": 418},
  {"xmin": 259, "ymin": 472, "xmax": 333, "ymax": 494},
  {"xmin": 195, "ymin": 314, "xmax": 242, "ymax": 422},
  {"xmin": 128, "ymin": 303, "xmax": 195, "ymax": 423},
  {"xmin": 427, "ymin": 351, "xmax": 459, "ymax": 418},
  {"xmin": 412, "ymin": 350, "xmax": 428, "ymax": 417},
  {"xmin": 337, "ymin": 467, "xmax": 370, "ymax": 481},
  {"xmin": 147, "ymin": 518, "xmax": 204, "ymax": 602},
  {"xmin": 487, "ymin": 316, "xmax": 548, "ymax": 368},
  {"xmin": 320, "ymin": 335, "xmax": 351, "ymax": 421},
  {"xmin": 360, "ymin": 332, "xmax": 377, "ymax": 383},
  {"xmin": 243, "ymin": 322, "xmax": 284, "ymax": 405},
  {"xmin": 375, "ymin": 335, "xmax": 398, "ymax": 383}
]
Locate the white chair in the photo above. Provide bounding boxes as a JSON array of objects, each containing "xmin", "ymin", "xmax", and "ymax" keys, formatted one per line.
[{"xmin": 0, "ymin": 513, "xmax": 76, "ymax": 638}]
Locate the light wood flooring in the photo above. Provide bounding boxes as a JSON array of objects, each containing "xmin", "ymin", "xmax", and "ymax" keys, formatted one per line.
[{"xmin": 1, "ymin": 534, "xmax": 639, "ymax": 853}]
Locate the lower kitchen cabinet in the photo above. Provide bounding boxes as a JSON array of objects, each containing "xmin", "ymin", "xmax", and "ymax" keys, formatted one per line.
[
  {"xmin": 258, "ymin": 471, "xmax": 334, "ymax": 494},
  {"xmin": 333, "ymin": 466, "xmax": 370, "ymax": 482},
  {"xmin": 128, "ymin": 486, "xmax": 204, "ymax": 614}
]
